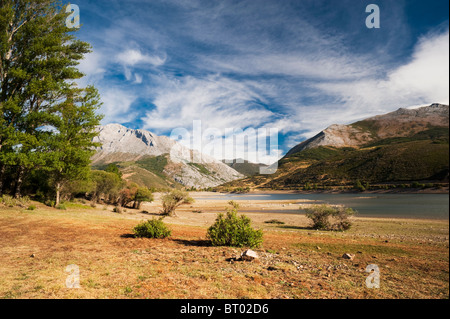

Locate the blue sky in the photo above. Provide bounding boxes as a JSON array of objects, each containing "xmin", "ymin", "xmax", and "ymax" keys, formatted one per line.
[{"xmin": 71, "ymin": 0, "xmax": 449, "ymax": 162}]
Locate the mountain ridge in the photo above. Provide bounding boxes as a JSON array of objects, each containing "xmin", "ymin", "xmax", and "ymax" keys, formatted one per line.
[
  {"xmin": 218, "ymin": 103, "xmax": 449, "ymax": 191},
  {"xmin": 91, "ymin": 124, "xmax": 244, "ymax": 189}
]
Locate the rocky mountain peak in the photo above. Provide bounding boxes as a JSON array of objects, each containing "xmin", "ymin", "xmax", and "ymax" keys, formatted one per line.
[{"xmin": 91, "ymin": 124, "xmax": 244, "ymax": 188}]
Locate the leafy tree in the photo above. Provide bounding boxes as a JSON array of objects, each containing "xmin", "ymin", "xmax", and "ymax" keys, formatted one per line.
[
  {"xmin": 160, "ymin": 190, "xmax": 194, "ymax": 217},
  {"xmin": 47, "ymin": 86, "xmax": 103, "ymax": 205},
  {"xmin": 91, "ymin": 171, "xmax": 124, "ymax": 204},
  {"xmin": 0, "ymin": 0, "xmax": 94, "ymax": 197},
  {"xmin": 354, "ymin": 179, "xmax": 366, "ymax": 192},
  {"xmin": 133, "ymin": 187, "xmax": 153, "ymax": 210},
  {"xmin": 106, "ymin": 163, "xmax": 123, "ymax": 179}
]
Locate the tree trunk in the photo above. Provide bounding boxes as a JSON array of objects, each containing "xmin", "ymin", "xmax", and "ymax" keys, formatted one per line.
[
  {"xmin": 55, "ymin": 182, "xmax": 61, "ymax": 206},
  {"xmin": 14, "ymin": 166, "xmax": 25, "ymax": 198},
  {"xmin": 0, "ymin": 164, "xmax": 5, "ymax": 195}
]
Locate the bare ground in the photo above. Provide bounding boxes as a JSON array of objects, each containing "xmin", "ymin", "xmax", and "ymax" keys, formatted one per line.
[{"xmin": 0, "ymin": 196, "xmax": 448, "ymax": 299}]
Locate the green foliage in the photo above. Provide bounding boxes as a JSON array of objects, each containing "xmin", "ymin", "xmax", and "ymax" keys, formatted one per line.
[
  {"xmin": 136, "ymin": 156, "xmax": 168, "ymax": 179},
  {"xmin": 161, "ymin": 190, "xmax": 194, "ymax": 216},
  {"xmin": 27, "ymin": 205, "xmax": 36, "ymax": 211},
  {"xmin": 119, "ymin": 184, "xmax": 154, "ymax": 209},
  {"xmin": 133, "ymin": 218, "xmax": 172, "ymax": 239},
  {"xmin": 354, "ymin": 180, "xmax": 366, "ymax": 192},
  {"xmin": 0, "ymin": 0, "xmax": 102, "ymax": 200},
  {"xmin": 90, "ymin": 170, "xmax": 124, "ymax": 203},
  {"xmin": 305, "ymin": 204, "xmax": 356, "ymax": 231},
  {"xmin": 0, "ymin": 195, "xmax": 29, "ymax": 207},
  {"xmin": 105, "ymin": 164, "xmax": 123, "ymax": 179},
  {"xmin": 134, "ymin": 187, "xmax": 154, "ymax": 209},
  {"xmin": 56, "ymin": 203, "xmax": 67, "ymax": 210},
  {"xmin": 188, "ymin": 163, "xmax": 212, "ymax": 176},
  {"xmin": 207, "ymin": 201, "xmax": 263, "ymax": 248}
]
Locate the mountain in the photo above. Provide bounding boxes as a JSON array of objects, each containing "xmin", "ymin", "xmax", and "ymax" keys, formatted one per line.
[
  {"xmin": 218, "ymin": 104, "xmax": 449, "ymax": 190},
  {"xmin": 221, "ymin": 159, "xmax": 269, "ymax": 176},
  {"xmin": 287, "ymin": 103, "xmax": 449, "ymax": 156},
  {"xmin": 91, "ymin": 124, "xmax": 244, "ymax": 189}
]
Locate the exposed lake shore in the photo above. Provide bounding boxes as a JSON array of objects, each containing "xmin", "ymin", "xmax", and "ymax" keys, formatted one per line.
[
  {"xmin": 0, "ymin": 197, "xmax": 448, "ymax": 299},
  {"xmin": 214, "ymin": 187, "xmax": 450, "ymax": 195}
]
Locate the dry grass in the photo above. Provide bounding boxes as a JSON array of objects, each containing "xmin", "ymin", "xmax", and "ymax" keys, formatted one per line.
[{"xmin": 0, "ymin": 199, "xmax": 448, "ymax": 299}]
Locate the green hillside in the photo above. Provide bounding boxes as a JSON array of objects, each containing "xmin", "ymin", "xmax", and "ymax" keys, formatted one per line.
[{"xmin": 218, "ymin": 126, "xmax": 449, "ymax": 191}]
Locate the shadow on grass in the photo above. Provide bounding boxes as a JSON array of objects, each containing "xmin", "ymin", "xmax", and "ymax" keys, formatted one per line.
[
  {"xmin": 139, "ymin": 211, "xmax": 163, "ymax": 217},
  {"xmin": 120, "ymin": 234, "xmax": 136, "ymax": 239},
  {"xmin": 275, "ymin": 225, "xmax": 313, "ymax": 231},
  {"xmin": 172, "ymin": 239, "xmax": 212, "ymax": 247}
]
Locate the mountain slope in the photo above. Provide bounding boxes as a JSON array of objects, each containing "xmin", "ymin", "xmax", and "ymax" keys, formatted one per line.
[
  {"xmin": 222, "ymin": 159, "xmax": 269, "ymax": 176},
  {"xmin": 219, "ymin": 104, "xmax": 449, "ymax": 190},
  {"xmin": 91, "ymin": 124, "xmax": 244, "ymax": 189}
]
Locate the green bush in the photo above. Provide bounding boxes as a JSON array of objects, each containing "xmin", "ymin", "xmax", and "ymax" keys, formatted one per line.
[
  {"xmin": 1, "ymin": 195, "xmax": 17, "ymax": 207},
  {"xmin": 305, "ymin": 204, "xmax": 356, "ymax": 231},
  {"xmin": 207, "ymin": 201, "xmax": 263, "ymax": 248},
  {"xmin": 56, "ymin": 203, "xmax": 67, "ymax": 210},
  {"xmin": 133, "ymin": 218, "xmax": 172, "ymax": 239},
  {"xmin": 27, "ymin": 205, "xmax": 37, "ymax": 211}
]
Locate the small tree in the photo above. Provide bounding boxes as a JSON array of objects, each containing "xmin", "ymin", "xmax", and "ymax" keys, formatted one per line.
[
  {"xmin": 133, "ymin": 187, "xmax": 154, "ymax": 209},
  {"xmin": 207, "ymin": 201, "xmax": 263, "ymax": 248},
  {"xmin": 160, "ymin": 190, "xmax": 194, "ymax": 217},
  {"xmin": 354, "ymin": 180, "xmax": 366, "ymax": 192},
  {"xmin": 305, "ymin": 204, "xmax": 356, "ymax": 231},
  {"xmin": 90, "ymin": 170, "xmax": 124, "ymax": 203}
]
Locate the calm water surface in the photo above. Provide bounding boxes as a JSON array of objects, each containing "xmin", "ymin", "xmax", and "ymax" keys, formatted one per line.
[{"xmin": 197, "ymin": 193, "xmax": 449, "ymax": 219}]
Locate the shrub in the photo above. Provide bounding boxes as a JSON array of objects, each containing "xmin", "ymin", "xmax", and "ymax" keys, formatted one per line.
[
  {"xmin": 354, "ymin": 180, "xmax": 366, "ymax": 192},
  {"xmin": 27, "ymin": 205, "xmax": 37, "ymax": 211},
  {"xmin": 1, "ymin": 195, "xmax": 17, "ymax": 207},
  {"xmin": 207, "ymin": 201, "xmax": 263, "ymax": 248},
  {"xmin": 305, "ymin": 204, "xmax": 356, "ymax": 231},
  {"xmin": 161, "ymin": 190, "xmax": 194, "ymax": 217},
  {"xmin": 133, "ymin": 218, "xmax": 171, "ymax": 239},
  {"xmin": 56, "ymin": 203, "xmax": 67, "ymax": 210}
]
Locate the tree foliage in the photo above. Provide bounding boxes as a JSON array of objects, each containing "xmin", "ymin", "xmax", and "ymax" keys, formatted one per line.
[
  {"xmin": 160, "ymin": 190, "xmax": 194, "ymax": 216},
  {"xmin": 0, "ymin": 0, "xmax": 102, "ymax": 201}
]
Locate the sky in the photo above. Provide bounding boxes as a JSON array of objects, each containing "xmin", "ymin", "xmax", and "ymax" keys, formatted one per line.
[{"xmin": 70, "ymin": 0, "xmax": 449, "ymax": 164}]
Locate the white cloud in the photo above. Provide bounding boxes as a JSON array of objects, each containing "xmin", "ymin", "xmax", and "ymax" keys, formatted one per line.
[
  {"xmin": 288, "ymin": 29, "xmax": 450, "ymax": 140},
  {"xmin": 116, "ymin": 49, "xmax": 166, "ymax": 67},
  {"xmin": 387, "ymin": 30, "xmax": 449, "ymax": 104},
  {"xmin": 99, "ymin": 88, "xmax": 137, "ymax": 124},
  {"xmin": 142, "ymin": 75, "xmax": 274, "ymax": 133}
]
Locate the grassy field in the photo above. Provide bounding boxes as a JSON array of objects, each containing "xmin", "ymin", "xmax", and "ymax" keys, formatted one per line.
[{"xmin": 0, "ymin": 199, "xmax": 448, "ymax": 299}]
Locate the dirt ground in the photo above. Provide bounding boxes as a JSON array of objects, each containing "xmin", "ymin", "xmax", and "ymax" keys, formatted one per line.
[{"xmin": 0, "ymin": 194, "xmax": 448, "ymax": 299}]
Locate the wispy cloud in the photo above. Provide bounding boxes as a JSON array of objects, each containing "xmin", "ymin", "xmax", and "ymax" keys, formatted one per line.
[{"xmin": 74, "ymin": 0, "xmax": 449, "ymax": 158}]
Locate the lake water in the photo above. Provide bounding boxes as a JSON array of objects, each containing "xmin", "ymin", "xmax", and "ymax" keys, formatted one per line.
[{"xmin": 198, "ymin": 193, "xmax": 449, "ymax": 219}]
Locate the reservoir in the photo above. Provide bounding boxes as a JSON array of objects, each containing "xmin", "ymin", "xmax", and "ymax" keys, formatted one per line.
[{"xmin": 196, "ymin": 193, "xmax": 449, "ymax": 219}]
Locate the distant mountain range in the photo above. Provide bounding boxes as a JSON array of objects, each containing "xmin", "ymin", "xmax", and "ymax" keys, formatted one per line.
[
  {"xmin": 91, "ymin": 124, "xmax": 243, "ymax": 189},
  {"xmin": 218, "ymin": 103, "xmax": 449, "ymax": 190}
]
